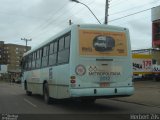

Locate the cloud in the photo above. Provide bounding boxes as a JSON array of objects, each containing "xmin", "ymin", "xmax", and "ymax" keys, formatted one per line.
[{"xmin": 0, "ymin": 0, "xmax": 158, "ymax": 50}]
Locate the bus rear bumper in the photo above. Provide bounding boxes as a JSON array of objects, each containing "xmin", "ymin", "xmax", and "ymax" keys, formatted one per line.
[{"xmin": 70, "ymin": 87, "xmax": 134, "ymax": 98}]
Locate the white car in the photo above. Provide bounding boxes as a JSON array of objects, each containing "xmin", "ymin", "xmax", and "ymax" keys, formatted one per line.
[{"xmin": 94, "ymin": 40, "xmax": 107, "ymax": 48}]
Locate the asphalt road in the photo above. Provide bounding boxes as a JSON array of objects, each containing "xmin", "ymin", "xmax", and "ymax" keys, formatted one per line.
[{"xmin": 0, "ymin": 82, "xmax": 160, "ymax": 120}]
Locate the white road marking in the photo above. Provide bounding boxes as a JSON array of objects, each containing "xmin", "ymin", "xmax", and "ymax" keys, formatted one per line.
[{"xmin": 24, "ymin": 98, "xmax": 37, "ymax": 108}]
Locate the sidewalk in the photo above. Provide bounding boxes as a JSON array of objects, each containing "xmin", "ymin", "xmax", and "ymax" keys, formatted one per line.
[{"xmin": 111, "ymin": 80, "xmax": 160, "ymax": 107}]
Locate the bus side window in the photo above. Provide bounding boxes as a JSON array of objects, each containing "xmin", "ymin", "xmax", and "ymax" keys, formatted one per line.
[
  {"xmin": 32, "ymin": 52, "xmax": 36, "ymax": 69},
  {"xmin": 36, "ymin": 50, "xmax": 39, "ymax": 68},
  {"xmin": 54, "ymin": 41, "xmax": 58, "ymax": 53},
  {"xmin": 28, "ymin": 54, "xmax": 32, "ymax": 70},
  {"xmin": 54, "ymin": 41, "xmax": 58, "ymax": 64},
  {"xmin": 25, "ymin": 56, "xmax": 29, "ymax": 71},
  {"xmin": 49, "ymin": 42, "xmax": 56, "ymax": 66},
  {"xmin": 58, "ymin": 37, "xmax": 65, "ymax": 51},
  {"xmin": 42, "ymin": 45, "xmax": 49, "ymax": 67},
  {"xmin": 23, "ymin": 57, "xmax": 27, "ymax": 71},
  {"xmin": 36, "ymin": 49, "xmax": 41, "ymax": 68},
  {"xmin": 58, "ymin": 33, "xmax": 70, "ymax": 64},
  {"xmin": 65, "ymin": 33, "xmax": 70, "ymax": 49},
  {"xmin": 39, "ymin": 49, "xmax": 42, "ymax": 68},
  {"xmin": 49, "ymin": 42, "xmax": 54, "ymax": 54}
]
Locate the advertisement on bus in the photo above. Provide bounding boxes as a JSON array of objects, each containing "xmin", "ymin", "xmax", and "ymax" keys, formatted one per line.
[{"xmin": 79, "ymin": 29, "xmax": 128, "ymax": 56}]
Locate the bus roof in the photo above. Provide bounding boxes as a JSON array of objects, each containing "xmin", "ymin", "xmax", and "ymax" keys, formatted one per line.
[{"xmin": 23, "ymin": 24, "xmax": 128, "ymax": 57}]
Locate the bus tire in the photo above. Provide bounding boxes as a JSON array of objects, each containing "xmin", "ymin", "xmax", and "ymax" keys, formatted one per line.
[
  {"xmin": 43, "ymin": 83, "xmax": 51, "ymax": 104},
  {"xmin": 26, "ymin": 91, "xmax": 32, "ymax": 96},
  {"xmin": 24, "ymin": 81, "xmax": 32, "ymax": 96}
]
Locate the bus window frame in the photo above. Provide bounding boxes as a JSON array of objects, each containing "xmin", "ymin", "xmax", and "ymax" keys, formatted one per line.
[{"xmin": 22, "ymin": 31, "xmax": 71, "ymax": 71}]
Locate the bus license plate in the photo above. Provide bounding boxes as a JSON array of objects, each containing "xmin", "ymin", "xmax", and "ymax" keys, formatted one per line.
[{"xmin": 100, "ymin": 82, "xmax": 109, "ymax": 87}]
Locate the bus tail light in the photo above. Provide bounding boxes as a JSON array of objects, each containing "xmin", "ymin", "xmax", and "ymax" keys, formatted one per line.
[
  {"xmin": 70, "ymin": 76, "xmax": 76, "ymax": 83},
  {"xmin": 71, "ymin": 80, "xmax": 76, "ymax": 83}
]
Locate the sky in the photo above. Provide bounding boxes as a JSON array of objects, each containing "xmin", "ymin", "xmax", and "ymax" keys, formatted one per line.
[{"xmin": 0, "ymin": 0, "xmax": 160, "ymax": 50}]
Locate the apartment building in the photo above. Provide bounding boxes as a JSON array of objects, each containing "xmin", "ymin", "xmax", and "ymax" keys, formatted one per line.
[{"xmin": 0, "ymin": 41, "xmax": 31, "ymax": 74}]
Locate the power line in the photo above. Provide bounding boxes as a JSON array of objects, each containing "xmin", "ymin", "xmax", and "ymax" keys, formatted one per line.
[
  {"xmin": 32, "ymin": 1, "xmax": 97, "ymax": 40},
  {"xmin": 110, "ymin": 0, "xmax": 130, "ymax": 7},
  {"xmin": 30, "ymin": 1, "xmax": 158, "ymax": 40},
  {"xmin": 25, "ymin": 1, "xmax": 69, "ymax": 37},
  {"xmin": 109, "ymin": 0, "xmax": 160, "ymax": 16},
  {"xmin": 28, "ymin": 2, "xmax": 81, "ymax": 38},
  {"xmin": 99, "ymin": 4, "xmax": 160, "ymax": 23},
  {"xmin": 30, "ymin": 0, "xmax": 96, "ymax": 39},
  {"xmin": 108, "ymin": 8, "xmax": 151, "ymax": 22}
]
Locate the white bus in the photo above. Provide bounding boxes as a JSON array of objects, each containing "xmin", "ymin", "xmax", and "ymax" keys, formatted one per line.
[{"xmin": 21, "ymin": 24, "xmax": 134, "ymax": 104}]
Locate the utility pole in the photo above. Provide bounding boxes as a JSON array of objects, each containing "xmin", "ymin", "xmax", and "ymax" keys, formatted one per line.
[
  {"xmin": 21, "ymin": 38, "xmax": 32, "ymax": 51},
  {"xmin": 69, "ymin": 20, "xmax": 73, "ymax": 25},
  {"xmin": 105, "ymin": 0, "xmax": 109, "ymax": 24}
]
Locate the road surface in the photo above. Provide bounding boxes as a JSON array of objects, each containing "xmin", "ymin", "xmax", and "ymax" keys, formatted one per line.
[{"xmin": 0, "ymin": 82, "xmax": 159, "ymax": 120}]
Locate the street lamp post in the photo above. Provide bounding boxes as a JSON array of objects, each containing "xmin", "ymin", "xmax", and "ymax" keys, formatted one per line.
[{"xmin": 70, "ymin": 0, "xmax": 101, "ymax": 24}]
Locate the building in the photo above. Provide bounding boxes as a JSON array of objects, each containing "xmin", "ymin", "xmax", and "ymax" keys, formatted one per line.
[
  {"xmin": 152, "ymin": 5, "xmax": 160, "ymax": 47},
  {"xmin": 0, "ymin": 41, "xmax": 31, "ymax": 80},
  {"xmin": 0, "ymin": 41, "xmax": 7, "ymax": 64},
  {"xmin": 151, "ymin": 6, "xmax": 160, "ymax": 64},
  {"xmin": 132, "ymin": 48, "xmax": 160, "ymax": 65},
  {"xmin": 0, "ymin": 65, "xmax": 7, "ymax": 73},
  {"xmin": 0, "ymin": 64, "xmax": 8, "ymax": 80}
]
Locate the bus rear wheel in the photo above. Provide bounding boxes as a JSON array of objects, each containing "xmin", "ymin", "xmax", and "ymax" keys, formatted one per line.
[
  {"xmin": 24, "ymin": 81, "xmax": 32, "ymax": 96},
  {"xmin": 43, "ymin": 83, "xmax": 51, "ymax": 104},
  {"xmin": 26, "ymin": 91, "xmax": 32, "ymax": 96}
]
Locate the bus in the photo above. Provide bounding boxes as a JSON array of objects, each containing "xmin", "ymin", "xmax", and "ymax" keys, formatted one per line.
[{"xmin": 21, "ymin": 24, "xmax": 134, "ymax": 104}]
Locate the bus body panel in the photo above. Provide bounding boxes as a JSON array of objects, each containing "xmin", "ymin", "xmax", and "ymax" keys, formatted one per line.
[
  {"xmin": 48, "ymin": 64, "xmax": 70, "ymax": 99},
  {"xmin": 70, "ymin": 87, "xmax": 134, "ymax": 97},
  {"xmin": 23, "ymin": 65, "xmax": 70, "ymax": 99},
  {"xmin": 69, "ymin": 25, "xmax": 134, "ymax": 98}
]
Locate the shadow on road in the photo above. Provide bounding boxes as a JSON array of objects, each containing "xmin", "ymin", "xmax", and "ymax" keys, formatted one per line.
[{"xmin": 26, "ymin": 94, "xmax": 126, "ymax": 113}]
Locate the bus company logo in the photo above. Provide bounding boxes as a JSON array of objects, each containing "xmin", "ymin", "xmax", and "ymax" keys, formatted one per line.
[
  {"xmin": 88, "ymin": 66, "xmax": 97, "ymax": 72},
  {"xmin": 75, "ymin": 64, "xmax": 86, "ymax": 76}
]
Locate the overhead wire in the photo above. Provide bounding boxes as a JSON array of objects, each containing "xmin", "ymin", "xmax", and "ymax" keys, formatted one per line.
[
  {"xmin": 110, "ymin": 0, "xmax": 160, "ymax": 16},
  {"xmin": 30, "ymin": 0, "xmax": 96, "ymax": 39},
  {"xmin": 30, "ymin": 4, "xmax": 79, "ymax": 39},
  {"xmin": 99, "ymin": 0, "xmax": 160, "ymax": 23},
  {"xmin": 111, "ymin": 12, "xmax": 151, "ymax": 26},
  {"xmin": 109, "ymin": 7, "xmax": 152, "ymax": 23},
  {"xmin": 110, "ymin": 0, "xmax": 130, "ymax": 7},
  {"xmin": 25, "ymin": 0, "xmax": 70, "ymax": 37},
  {"xmin": 30, "ymin": 0, "xmax": 159, "ymax": 40},
  {"xmin": 32, "ymin": 1, "xmax": 97, "ymax": 40},
  {"xmin": 29, "ymin": 0, "xmax": 95, "ymax": 38}
]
